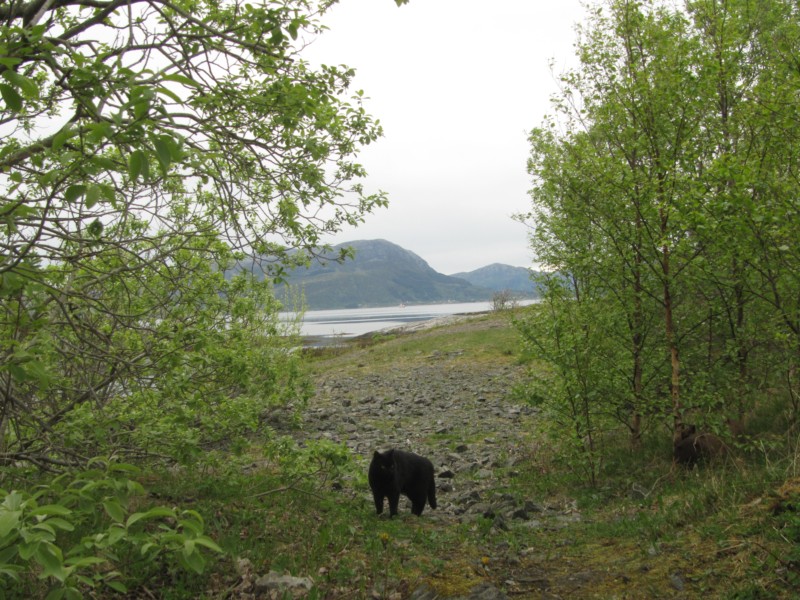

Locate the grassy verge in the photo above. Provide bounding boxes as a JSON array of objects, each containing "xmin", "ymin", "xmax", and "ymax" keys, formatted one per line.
[
  {"xmin": 305, "ymin": 311, "xmax": 523, "ymax": 376},
  {"xmin": 131, "ymin": 459, "xmax": 495, "ymax": 599}
]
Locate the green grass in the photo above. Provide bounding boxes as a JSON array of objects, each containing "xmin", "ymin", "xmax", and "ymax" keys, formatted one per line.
[
  {"xmin": 133, "ymin": 459, "xmax": 488, "ymax": 600},
  {"xmin": 307, "ymin": 310, "xmax": 523, "ymax": 376}
]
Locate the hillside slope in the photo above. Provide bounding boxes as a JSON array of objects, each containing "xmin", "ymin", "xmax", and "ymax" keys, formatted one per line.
[
  {"xmin": 274, "ymin": 240, "xmax": 493, "ymax": 309},
  {"xmin": 451, "ymin": 263, "xmax": 538, "ymax": 295}
]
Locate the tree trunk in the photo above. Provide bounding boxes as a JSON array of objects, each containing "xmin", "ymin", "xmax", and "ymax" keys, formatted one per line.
[
  {"xmin": 660, "ymin": 206, "xmax": 684, "ymax": 445},
  {"xmin": 630, "ymin": 209, "xmax": 645, "ymax": 448}
]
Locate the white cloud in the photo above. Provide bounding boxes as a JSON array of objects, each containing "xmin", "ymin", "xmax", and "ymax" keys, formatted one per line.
[{"xmin": 302, "ymin": 0, "xmax": 586, "ymax": 273}]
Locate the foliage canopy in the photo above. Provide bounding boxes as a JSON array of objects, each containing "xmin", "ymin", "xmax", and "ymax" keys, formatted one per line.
[
  {"xmin": 518, "ymin": 0, "xmax": 800, "ymax": 482},
  {"xmin": 0, "ymin": 0, "xmax": 400, "ymax": 593},
  {"xmin": 0, "ymin": 0, "xmax": 390, "ymax": 466}
]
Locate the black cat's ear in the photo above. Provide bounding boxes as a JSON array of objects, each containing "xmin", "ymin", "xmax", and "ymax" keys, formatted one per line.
[{"xmin": 373, "ymin": 450, "xmax": 381, "ymax": 459}]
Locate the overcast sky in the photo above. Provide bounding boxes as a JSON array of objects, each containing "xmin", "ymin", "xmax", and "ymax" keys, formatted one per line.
[{"xmin": 301, "ymin": 0, "xmax": 588, "ymax": 274}]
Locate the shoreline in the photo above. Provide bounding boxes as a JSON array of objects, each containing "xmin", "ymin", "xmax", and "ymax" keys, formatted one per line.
[{"xmin": 301, "ymin": 310, "xmax": 493, "ymax": 347}]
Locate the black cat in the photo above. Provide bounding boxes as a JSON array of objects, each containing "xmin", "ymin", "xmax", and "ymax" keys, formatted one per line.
[{"xmin": 368, "ymin": 448, "xmax": 437, "ymax": 517}]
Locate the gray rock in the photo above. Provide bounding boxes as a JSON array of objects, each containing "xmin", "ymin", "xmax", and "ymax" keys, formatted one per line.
[
  {"xmin": 524, "ymin": 500, "xmax": 544, "ymax": 513},
  {"xmin": 254, "ymin": 571, "xmax": 314, "ymax": 598},
  {"xmin": 512, "ymin": 508, "xmax": 529, "ymax": 520},
  {"xmin": 669, "ymin": 571, "xmax": 685, "ymax": 591},
  {"xmin": 409, "ymin": 582, "xmax": 509, "ymax": 600},
  {"xmin": 408, "ymin": 584, "xmax": 440, "ymax": 600}
]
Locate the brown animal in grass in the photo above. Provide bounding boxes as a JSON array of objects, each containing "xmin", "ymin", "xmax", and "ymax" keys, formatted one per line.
[{"xmin": 673, "ymin": 425, "xmax": 726, "ymax": 466}]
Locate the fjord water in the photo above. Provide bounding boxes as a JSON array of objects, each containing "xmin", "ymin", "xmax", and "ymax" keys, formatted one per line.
[{"xmin": 282, "ymin": 301, "xmax": 498, "ymax": 340}]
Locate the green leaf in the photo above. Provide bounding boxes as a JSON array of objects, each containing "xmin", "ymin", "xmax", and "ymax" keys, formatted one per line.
[
  {"xmin": 140, "ymin": 542, "xmax": 156, "ymax": 556},
  {"xmin": 98, "ymin": 183, "xmax": 116, "ymax": 203},
  {"xmin": 181, "ymin": 544, "xmax": 205, "ymax": 574},
  {"xmin": 35, "ymin": 543, "xmax": 67, "ymax": 582},
  {"xmin": 106, "ymin": 581, "xmax": 128, "ymax": 593},
  {"xmin": 0, "ymin": 543, "xmax": 19, "ymax": 563},
  {"xmin": 64, "ymin": 556, "xmax": 104, "ymax": 568},
  {"xmin": 64, "ymin": 185, "xmax": 87, "ymax": 203},
  {"xmin": 2, "ymin": 491, "xmax": 25, "ymax": 512},
  {"xmin": 1, "ymin": 70, "xmax": 38, "ymax": 97},
  {"xmin": 107, "ymin": 462, "xmax": 140, "ymax": 475},
  {"xmin": 192, "ymin": 535, "xmax": 223, "ymax": 553},
  {"xmin": 102, "ymin": 500, "xmax": 125, "ymax": 523},
  {"xmin": 162, "ymin": 73, "xmax": 202, "ymax": 88},
  {"xmin": 183, "ymin": 539, "xmax": 195, "ymax": 556},
  {"xmin": 91, "ymin": 155, "xmax": 117, "ymax": 171},
  {"xmin": 133, "ymin": 99, "xmax": 150, "ymax": 120},
  {"xmin": 179, "ymin": 517, "xmax": 203, "ymax": 536},
  {"xmin": 44, "ymin": 518, "xmax": 74, "ymax": 532},
  {"xmin": 0, "ymin": 272, "xmax": 23, "ymax": 296},
  {"xmin": 0, "ymin": 510, "xmax": 21, "ymax": 538},
  {"xmin": 32, "ymin": 521, "xmax": 57, "ymax": 538},
  {"xmin": 85, "ymin": 184, "xmax": 101, "ymax": 209},
  {"xmin": 287, "ymin": 19, "xmax": 301, "ymax": 40},
  {"xmin": 152, "ymin": 137, "xmax": 172, "ymax": 172},
  {"xmin": 0, "ymin": 83, "xmax": 23, "ymax": 112},
  {"xmin": 7, "ymin": 359, "xmax": 51, "ymax": 387},
  {"xmin": 85, "ymin": 121, "xmax": 113, "ymax": 144},
  {"xmin": 106, "ymin": 525, "xmax": 126, "ymax": 545},
  {"xmin": 44, "ymin": 588, "xmax": 65, "ymax": 600},
  {"xmin": 128, "ymin": 150, "xmax": 147, "ymax": 183},
  {"xmin": 0, "ymin": 57, "xmax": 22, "ymax": 69},
  {"xmin": 19, "ymin": 541, "xmax": 38, "ymax": 560},
  {"xmin": 155, "ymin": 86, "xmax": 183, "ymax": 104},
  {"xmin": 30, "ymin": 504, "xmax": 72, "ymax": 518},
  {"xmin": 126, "ymin": 506, "xmax": 175, "ymax": 528}
]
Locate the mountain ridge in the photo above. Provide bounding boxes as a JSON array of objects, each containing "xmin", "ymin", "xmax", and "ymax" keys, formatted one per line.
[
  {"xmin": 234, "ymin": 239, "xmax": 539, "ymax": 310},
  {"xmin": 451, "ymin": 263, "xmax": 538, "ymax": 295}
]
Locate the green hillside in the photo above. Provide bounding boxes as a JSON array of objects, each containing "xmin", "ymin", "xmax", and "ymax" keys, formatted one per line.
[
  {"xmin": 451, "ymin": 263, "xmax": 539, "ymax": 295},
  {"xmin": 273, "ymin": 240, "xmax": 494, "ymax": 309}
]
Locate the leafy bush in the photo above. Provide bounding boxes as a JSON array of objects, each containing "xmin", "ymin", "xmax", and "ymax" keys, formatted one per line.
[
  {"xmin": 0, "ymin": 460, "xmax": 222, "ymax": 599},
  {"xmin": 515, "ymin": 280, "xmax": 637, "ymax": 486},
  {"xmin": 2, "ymin": 234, "xmax": 309, "ymax": 470},
  {"xmin": 491, "ymin": 290, "xmax": 519, "ymax": 312}
]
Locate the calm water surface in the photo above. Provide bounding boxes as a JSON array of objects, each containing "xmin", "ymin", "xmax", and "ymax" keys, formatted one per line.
[{"xmin": 281, "ymin": 301, "xmax": 508, "ymax": 340}]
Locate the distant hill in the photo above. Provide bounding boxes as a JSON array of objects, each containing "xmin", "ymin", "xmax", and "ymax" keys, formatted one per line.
[
  {"xmin": 273, "ymin": 239, "xmax": 494, "ymax": 310},
  {"xmin": 451, "ymin": 263, "xmax": 539, "ymax": 296}
]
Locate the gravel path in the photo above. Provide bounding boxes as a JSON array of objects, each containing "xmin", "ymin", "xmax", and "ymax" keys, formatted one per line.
[
  {"xmin": 278, "ymin": 324, "xmax": 587, "ymax": 599},
  {"xmin": 304, "ymin": 350, "xmax": 581, "ymax": 519}
]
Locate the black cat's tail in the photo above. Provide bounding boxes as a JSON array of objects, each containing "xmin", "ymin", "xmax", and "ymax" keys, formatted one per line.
[{"xmin": 428, "ymin": 477, "xmax": 437, "ymax": 510}]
